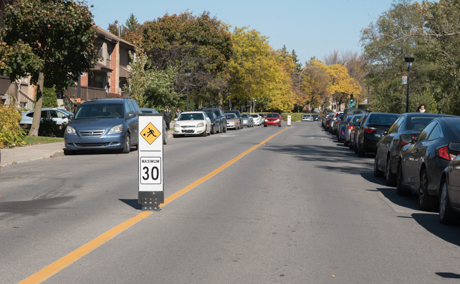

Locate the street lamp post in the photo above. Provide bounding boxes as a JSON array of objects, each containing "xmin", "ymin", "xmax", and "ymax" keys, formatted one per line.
[
  {"xmin": 404, "ymin": 57, "xmax": 414, "ymax": 113},
  {"xmin": 185, "ymin": 69, "xmax": 191, "ymax": 111}
]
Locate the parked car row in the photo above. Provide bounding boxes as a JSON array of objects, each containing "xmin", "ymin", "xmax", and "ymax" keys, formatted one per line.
[
  {"xmin": 172, "ymin": 110, "xmax": 282, "ymax": 137},
  {"xmin": 323, "ymin": 108, "xmax": 460, "ymax": 225}
]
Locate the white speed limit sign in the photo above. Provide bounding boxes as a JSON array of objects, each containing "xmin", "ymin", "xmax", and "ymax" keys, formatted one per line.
[{"xmin": 138, "ymin": 114, "xmax": 164, "ymax": 211}]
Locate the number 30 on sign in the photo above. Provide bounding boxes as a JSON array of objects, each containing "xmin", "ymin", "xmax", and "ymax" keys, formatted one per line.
[{"xmin": 140, "ymin": 157, "xmax": 161, "ymax": 184}]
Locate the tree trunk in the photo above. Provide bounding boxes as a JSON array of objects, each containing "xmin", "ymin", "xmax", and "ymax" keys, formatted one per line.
[
  {"xmin": 218, "ymin": 90, "xmax": 222, "ymax": 109},
  {"xmin": 28, "ymin": 72, "xmax": 44, "ymax": 137}
]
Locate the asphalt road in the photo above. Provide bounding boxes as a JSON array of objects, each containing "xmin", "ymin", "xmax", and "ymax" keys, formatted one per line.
[{"xmin": 1, "ymin": 122, "xmax": 460, "ymax": 283}]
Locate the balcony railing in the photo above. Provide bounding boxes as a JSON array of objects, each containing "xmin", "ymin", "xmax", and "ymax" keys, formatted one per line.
[{"xmin": 65, "ymin": 86, "xmax": 107, "ymax": 101}]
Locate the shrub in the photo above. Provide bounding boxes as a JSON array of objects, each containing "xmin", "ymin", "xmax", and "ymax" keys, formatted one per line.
[
  {"xmin": 42, "ymin": 87, "xmax": 58, "ymax": 108},
  {"xmin": 38, "ymin": 117, "xmax": 58, "ymax": 137},
  {"xmin": 0, "ymin": 104, "xmax": 26, "ymax": 148},
  {"xmin": 281, "ymin": 113, "xmax": 307, "ymax": 121}
]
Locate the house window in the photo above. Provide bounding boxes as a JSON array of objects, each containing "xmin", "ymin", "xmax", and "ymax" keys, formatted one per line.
[{"xmin": 95, "ymin": 74, "xmax": 106, "ymax": 88}]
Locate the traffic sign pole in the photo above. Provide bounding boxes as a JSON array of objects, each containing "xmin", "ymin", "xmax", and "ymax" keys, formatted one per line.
[{"xmin": 138, "ymin": 114, "xmax": 164, "ymax": 211}]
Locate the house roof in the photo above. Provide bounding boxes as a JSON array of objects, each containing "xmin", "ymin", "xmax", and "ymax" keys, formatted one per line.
[
  {"xmin": 94, "ymin": 62, "xmax": 112, "ymax": 72},
  {"xmin": 95, "ymin": 26, "xmax": 135, "ymax": 49}
]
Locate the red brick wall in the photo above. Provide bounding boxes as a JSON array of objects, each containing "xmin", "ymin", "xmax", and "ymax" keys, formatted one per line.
[{"xmin": 80, "ymin": 72, "xmax": 88, "ymax": 87}]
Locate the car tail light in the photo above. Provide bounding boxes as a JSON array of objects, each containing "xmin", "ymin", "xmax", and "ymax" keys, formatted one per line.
[
  {"xmin": 348, "ymin": 126, "xmax": 354, "ymax": 130},
  {"xmin": 436, "ymin": 146, "xmax": 457, "ymax": 161},
  {"xmin": 336, "ymin": 121, "xmax": 339, "ymax": 125},
  {"xmin": 437, "ymin": 146, "xmax": 451, "ymax": 160},
  {"xmin": 342, "ymin": 130, "xmax": 345, "ymax": 136},
  {"xmin": 364, "ymin": 127, "xmax": 376, "ymax": 133}
]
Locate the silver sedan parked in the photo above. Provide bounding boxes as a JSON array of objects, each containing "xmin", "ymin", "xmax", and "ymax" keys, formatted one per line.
[{"xmin": 225, "ymin": 113, "xmax": 241, "ymax": 130}]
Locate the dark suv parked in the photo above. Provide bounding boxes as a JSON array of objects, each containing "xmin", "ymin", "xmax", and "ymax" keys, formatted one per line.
[
  {"xmin": 64, "ymin": 98, "xmax": 140, "ymax": 154},
  {"xmin": 201, "ymin": 108, "xmax": 227, "ymax": 133}
]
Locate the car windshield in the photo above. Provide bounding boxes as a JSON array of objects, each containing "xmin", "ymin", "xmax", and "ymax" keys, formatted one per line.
[
  {"xmin": 368, "ymin": 114, "xmax": 399, "ymax": 125},
  {"xmin": 407, "ymin": 117, "xmax": 436, "ymax": 131},
  {"xmin": 242, "ymin": 114, "xmax": 249, "ymax": 118},
  {"xmin": 251, "ymin": 114, "xmax": 259, "ymax": 118},
  {"xmin": 141, "ymin": 110, "xmax": 152, "ymax": 114},
  {"xmin": 225, "ymin": 114, "xmax": 237, "ymax": 119},
  {"xmin": 75, "ymin": 104, "xmax": 124, "ymax": 119},
  {"xmin": 266, "ymin": 114, "xmax": 279, "ymax": 118},
  {"xmin": 179, "ymin": 113, "xmax": 204, "ymax": 121}
]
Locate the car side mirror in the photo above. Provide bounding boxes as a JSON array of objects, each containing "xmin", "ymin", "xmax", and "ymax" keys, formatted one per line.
[
  {"xmin": 383, "ymin": 130, "xmax": 388, "ymax": 136},
  {"xmin": 128, "ymin": 113, "xmax": 136, "ymax": 119}
]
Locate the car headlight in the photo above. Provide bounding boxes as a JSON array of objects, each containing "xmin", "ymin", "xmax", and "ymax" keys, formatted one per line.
[
  {"xmin": 65, "ymin": 126, "xmax": 76, "ymax": 135},
  {"xmin": 197, "ymin": 122, "xmax": 204, "ymax": 127},
  {"xmin": 108, "ymin": 124, "xmax": 123, "ymax": 134}
]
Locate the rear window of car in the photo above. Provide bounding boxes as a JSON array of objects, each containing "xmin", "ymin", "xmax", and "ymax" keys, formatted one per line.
[
  {"xmin": 407, "ymin": 117, "xmax": 436, "ymax": 131},
  {"xmin": 179, "ymin": 113, "xmax": 204, "ymax": 121},
  {"xmin": 266, "ymin": 114, "xmax": 279, "ymax": 118},
  {"xmin": 368, "ymin": 114, "xmax": 399, "ymax": 125},
  {"xmin": 225, "ymin": 114, "xmax": 236, "ymax": 119},
  {"xmin": 242, "ymin": 114, "xmax": 249, "ymax": 118},
  {"xmin": 251, "ymin": 114, "xmax": 259, "ymax": 118},
  {"xmin": 75, "ymin": 104, "xmax": 124, "ymax": 119},
  {"xmin": 352, "ymin": 115, "xmax": 362, "ymax": 122}
]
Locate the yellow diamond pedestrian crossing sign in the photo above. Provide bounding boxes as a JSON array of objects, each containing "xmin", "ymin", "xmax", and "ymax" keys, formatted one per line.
[{"xmin": 141, "ymin": 122, "xmax": 161, "ymax": 145}]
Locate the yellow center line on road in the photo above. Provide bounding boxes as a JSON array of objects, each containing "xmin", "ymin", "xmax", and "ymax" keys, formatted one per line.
[{"xmin": 19, "ymin": 126, "xmax": 290, "ymax": 284}]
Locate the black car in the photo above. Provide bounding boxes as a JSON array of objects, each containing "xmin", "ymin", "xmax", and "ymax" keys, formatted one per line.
[
  {"xmin": 338, "ymin": 108, "xmax": 371, "ymax": 142},
  {"xmin": 224, "ymin": 110, "xmax": 243, "ymax": 130},
  {"xmin": 351, "ymin": 114, "xmax": 369, "ymax": 152},
  {"xmin": 204, "ymin": 111, "xmax": 222, "ymax": 134},
  {"xmin": 374, "ymin": 113, "xmax": 451, "ymax": 186},
  {"xmin": 396, "ymin": 117, "xmax": 460, "ymax": 211},
  {"xmin": 439, "ymin": 142, "xmax": 460, "ymax": 224},
  {"xmin": 355, "ymin": 112, "xmax": 400, "ymax": 157},
  {"xmin": 201, "ymin": 108, "xmax": 227, "ymax": 133}
]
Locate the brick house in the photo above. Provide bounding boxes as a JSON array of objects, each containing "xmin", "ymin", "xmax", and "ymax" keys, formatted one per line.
[
  {"xmin": 0, "ymin": 19, "xmax": 135, "ymax": 107},
  {"xmin": 64, "ymin": 26, "xmax": 135, "ymax": 102}
]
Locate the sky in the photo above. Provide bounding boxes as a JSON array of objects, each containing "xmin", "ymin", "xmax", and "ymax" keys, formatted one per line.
[{"xmin": 88, "ymin": 0, "xmax": 396, "ymax": 65}]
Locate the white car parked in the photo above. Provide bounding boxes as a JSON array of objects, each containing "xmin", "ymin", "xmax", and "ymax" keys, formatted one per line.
[
  {"xmin": 173, "ymin": 111, "xmax": 211, "ymax": 137},
  {"xmin": 250, "ymin": 113, "xmax": 263, "ymax": 126},
  {"xmin": 20, "ymin": 108, "xmax": 74, "ymax": 126}
]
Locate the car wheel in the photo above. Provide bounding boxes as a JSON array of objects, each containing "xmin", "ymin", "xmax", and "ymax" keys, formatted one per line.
[
  {"xmin": 439, "ymin": 179, "xmax": 458, "ymax": 225},
  {"xmin": 349, "ymin": 141, "xmax": 353, "ymax": 149},
  {"xmin": 278, "ymin": 123, "xmax": 281, "ymax": 127},
  {"xmin": 173, "ymin": 134, "xmax": 178, "ymax": 138},
  {"xmin": 385, "ymin": 156, "xmax": 397, "ymax": 186},
  {"xmin": 344, "ymin": 140, "xmax": 349, "ymax": 147},
  {"xmin": 264, "ymin": 124, "xmax": 267, "ymax": 127},
  {"xmin": 202, "ymin": 127, "xmax": 208, "ymax": 137},
  {"xmin": 223, "ymin": 125, "xmax": 227, "ymax": 133},
  {"xmin": 122, "ymin": 134, "xmax": 130, "ymax": 153},
  {"xmin": 419, "ymin": 169, "xmax": 438, "ymax": 212},
  {"xmin": 396, "ymin": 161, "xmax": 411, "ymax": 196},
  {"xmin": 374, "ymin": 156, "xmax": 384, "ymax": 177},
  {"xmin": 211, "ymin": 125, "xmax": 216, "ymax": 134}
]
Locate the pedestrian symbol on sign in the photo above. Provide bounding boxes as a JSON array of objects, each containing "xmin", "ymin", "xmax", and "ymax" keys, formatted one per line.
[{"xmin": 140, "ymin": 122, "xmax": 161, "ymax": 145}]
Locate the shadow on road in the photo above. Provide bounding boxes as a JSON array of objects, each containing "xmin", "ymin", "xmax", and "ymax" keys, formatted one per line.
[
  {"xmin": 119, "ymin": 199, "xmax": 142, "ymax": 210},
  {"xmin": 436, "ymin": 272, "xmax": 460, "ymax": 279},
  {"xmin": 376, "ymin": 187, "xmax": 420, "ymax": 211},
  {"xmin": 412, "ymin": 213, "xmax": 460, "ymax": 246}
]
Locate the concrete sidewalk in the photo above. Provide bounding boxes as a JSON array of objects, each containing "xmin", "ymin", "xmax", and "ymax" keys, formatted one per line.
[
  {"xmin": 0, "ymin": 130, "xmax": 174, "ymax": 168},
  {"xmin": 0, "ymin": 142, "xmax": 65, "ymax": 168}
]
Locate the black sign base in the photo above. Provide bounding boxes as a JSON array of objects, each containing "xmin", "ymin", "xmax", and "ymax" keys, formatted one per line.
[{"xmin": 139, "ymin": 191, "xmax": 164, "ymax": 211}]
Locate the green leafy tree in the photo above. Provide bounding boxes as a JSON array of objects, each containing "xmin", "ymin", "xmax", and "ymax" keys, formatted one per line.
[
  {"xmin": 144, "ymin": 66, "xmax": 179, "ymax": 109},
  {"xmin": 123, "ymin": 46, "xmax": 154, "ymax": 107},
  {"xmin": 42, "ymin": 87, "xmax": 58, "ymax": 108},
  {"xmin": 1, "ymin": 0, "xmax": 99, "ymax": 136},
  {"xmin": 141, "ymin": 12, "xmax": 233, "ymax": 107}
]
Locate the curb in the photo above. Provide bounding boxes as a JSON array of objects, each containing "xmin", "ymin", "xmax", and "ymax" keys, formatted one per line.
[{"xmin": 0, "ymin": 149, "xmax": 64, "ymax": 168}]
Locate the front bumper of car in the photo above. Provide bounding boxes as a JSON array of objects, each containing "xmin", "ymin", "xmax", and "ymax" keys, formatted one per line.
[
  {"xmin": 227, "ymin": 121, "xmax": 237, "ymax": 129},
  {"xmin": 65, "ymin": 130, "xmax": 126, "ymax": 151},
  {"xmin": 174, "ymin": 124, "xmax": 206, "ymax": 135},
  {"xmin": 264, "ymin": 119, "xmax": 281, "ymax": 126}
]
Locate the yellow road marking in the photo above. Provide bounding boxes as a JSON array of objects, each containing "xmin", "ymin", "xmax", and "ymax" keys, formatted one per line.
[{"xmin": 19, "ymin": 127, "xmax": 289, "ymax": 284}]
